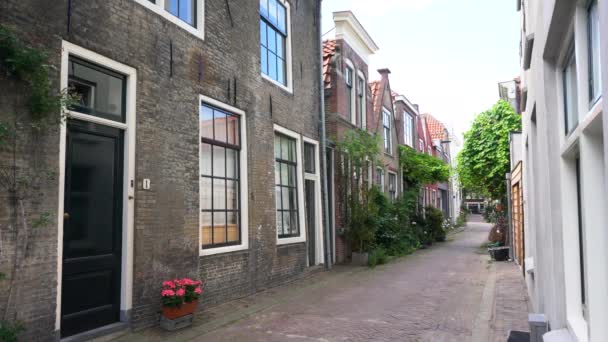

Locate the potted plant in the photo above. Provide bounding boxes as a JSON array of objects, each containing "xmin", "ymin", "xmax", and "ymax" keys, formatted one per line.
[{"xmin": 161, "ymin": 278, "xmax": 203, "ymax": 320}]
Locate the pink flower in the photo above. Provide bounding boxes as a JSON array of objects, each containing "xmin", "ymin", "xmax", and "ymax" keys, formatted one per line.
[
  {"xmin": 176, "ymin": 288, "xmax": 185, "ymax": 297},
  {"xmin": 161, "ymin": 289, "xmax": 175, "ymax": 297},
  {"xmin": 162, "ymin": 281, "xmax": 176, "ymax": 289},
  {"xmin": 194, "ymin": 287, "xmax": 202, "ymax": 295}
]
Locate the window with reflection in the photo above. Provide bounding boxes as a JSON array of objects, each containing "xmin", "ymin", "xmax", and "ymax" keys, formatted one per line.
[
  {"xmin": 588, "ymin": 0, "xmax": 601, "ymax": 103},
  {"xmin": 275, "ymin": 133, "xmax": 300, "ymax": 238},
  {"xmin": 345, "ymin": 66, "xmax": 353, "ymax": 122},
  {"xmin": 357, "ymin": 76, "xmax": 365, "ymax": 127},
  {"xmin": 260, "ymin": 0, "xmax": 287, "ymax": 85},
  {"xmin": 563, "ymin": 45, "xmax": 578, "ymax": 135},
  {"xmin": 200, "ymin": 104, "xmax": 241, "ymax": 248},
  {"xmin": 383, "ymin": 109, "xmax": 392, "ymax": 154},
  {"xmin": 165, "ymin": 0, "xmax": 195, "ymax": 26},
  {"xmin": 68, "ymin": 57, "xmax": 126, "ymax": 122},
  {"xmin": 388, "ymin": 173, "xmax": 397, "ymax": 200}
]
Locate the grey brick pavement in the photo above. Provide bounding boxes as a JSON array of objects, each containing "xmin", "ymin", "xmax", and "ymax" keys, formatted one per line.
[{"xmin": 103, "ymin": 216, "xmax": 529, "ymax": 342}]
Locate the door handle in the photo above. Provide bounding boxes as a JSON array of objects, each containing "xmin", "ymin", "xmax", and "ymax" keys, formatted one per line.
[{"xmin": 64, "ymin": 212, "xmax": 70, "ymax": 220}]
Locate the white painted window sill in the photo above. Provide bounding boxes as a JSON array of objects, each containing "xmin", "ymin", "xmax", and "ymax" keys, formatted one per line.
[
  {"xmin": 276, "ymin": 236, "xmax": 306, "ymax": 245},
  {"xmin": 262, "ymin": 73, "xmax": 293, "ymax": 94},
  {"xmin": 200, "ymin": 244, "xmax": 248, "ymax": 256}
]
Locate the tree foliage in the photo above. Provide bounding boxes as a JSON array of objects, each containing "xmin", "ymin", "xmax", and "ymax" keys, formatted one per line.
[
  {"xmin": 456, "ymin": 100, "xmax": 521, "ymax": 200},
  {"xmin": 399, "ymin": 145, "xmax": 450, "ymax": 186}
]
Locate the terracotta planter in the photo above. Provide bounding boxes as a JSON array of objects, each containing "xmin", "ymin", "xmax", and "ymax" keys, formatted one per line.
[{"xmin": 162, "ymin": 300, "xmax": 198, "ymax": 320}]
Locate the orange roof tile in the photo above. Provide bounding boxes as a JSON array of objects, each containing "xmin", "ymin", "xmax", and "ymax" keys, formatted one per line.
[
  {"xmin": 323, "ymin": 39, "xmax": 336, "ymax": 89},
  {"xmin": 422, "ymin": 113, "xmax": 447, "ymax": 140},
  {"xmin": 369, "ymin": 80, "xmax": 381, "ymax": 114}
]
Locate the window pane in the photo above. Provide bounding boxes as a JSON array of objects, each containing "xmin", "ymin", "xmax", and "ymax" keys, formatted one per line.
[
  {"xmin": 226, "ymin": 148, "xmax": 237, "ymax": 179},
  {"xmin": 268, "ymin": 53, "xmax": 277, "ymax": 80},
  {"xmin": 179, "ymin": 0, "xmax": 194, "ymax": 25},
  {"xmin": 275, "ymin": 186, "xmax": 282, "ymax": 210},
  {"xmin": 200, "ymin": 177, "xmax": 212, "ymax": 210},
  {"xmin": 268, "ymin": 0, "xmax": 278, "ymax": 26},
  {"xmin": 261, "ymin": 45, "xmax": 268, "ymax": 75},
  {"xmin": 226, "ymin": 180, "xmax": 238, "ymax": 210},
  {"xmin": 227, "ymin": 212, "xmax": 238, "ymax": 242},
  {"xmin": 288, "ymin": 187, "xmax": 297, "ymax": 210},
  {"xmin": 282, "ymin": 211, "xmax": 291, "ymax": 235},
  {"xmin": 165, "ymin": 0, "xmax": 178, "ymax": 16},
  {"xmin": 213, "ymin": 179, "xmax": 226, "ymax": 209},
  {"xmin": 277, "ymin": 3, "xmax": 286, "ymax": 33},
  {"xmin": 281, "ymin": 186, "xmax": 290, "ymax": 210},
  {"xmin": 276, "ymin": 32, "xmax": 283, "ymax": 58},
  {"xmin": 280, "ymin": 135, "xmax": 290, "ymax": 161},
  {"xmin": 260, "ymin": 0, "xmax": 268, "ymax": 18},
  {"xmin": 589, "ymin": 1, "xmax": 602, "ymax": 101},
  {"xmin": 68, "ymin": 58, "xmax": 126, "ymax": 122},
  {"xmin": 268, "ymin": 29, "xmax": 277, "ymax": 54},
  {"xmin": 304, "ymin": 143, "xmax": 315, "ymax": 173},
  {"xmin": 260, "ymin": 21, "xmax": 267, "ymax": 47},
  {"xmin": 564, "ymin": 50, "xmax": 578, "ymax": 134},
  {"xmin": 200, "ymin": 105, "xmax": 214, "ymax": 139},
  {"xmin": 276, "ymin": 210, "xmax": 284, "ymax": 235},
  {"xmin": 200, "ymin": 143, "xmax": 212, "ymax": 176},
  {"xmin": 213, "ymin": 146, "xmax": 226, "ymax": 177},
  {"xmin": 277, "ymin": 58, "xmax": 285, "ymax": 85},
  {"xmin": 289, "ymin": 211, "xmax": 298, "ymax": 235},
  {"xmin": 213, "ymin": 212, "xmax": 227, "ymax": 244},
  {"xmin": 201, "ymin": 212, "xmax": 212, "ymax": 245},
  {"xmin": 227, "ymin": 115, "xmax": 239, "ymax": 146},
  {"xmin": 214, "ymin": 109, "xmax": 227, "ymax": 143}
]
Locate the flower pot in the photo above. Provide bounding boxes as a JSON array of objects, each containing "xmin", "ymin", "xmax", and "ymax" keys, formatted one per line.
[
  {"xmin": 488, "ymin": 246, "xmax": 509, "ymax": 261},
  {"xmin": 162, "ymin": 300, "xmax": 198, "ymax": 320}
]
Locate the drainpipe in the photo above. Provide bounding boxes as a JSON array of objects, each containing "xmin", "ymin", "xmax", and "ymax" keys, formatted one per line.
[{"xmin": 317, "ymin": 0, "xmax": 332, "ymax": 270}]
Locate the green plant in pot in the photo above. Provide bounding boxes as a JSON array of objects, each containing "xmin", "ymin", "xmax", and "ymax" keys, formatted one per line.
[{"xmin": 347, "ymin": 188, "xmax": 380, "ymax": 266}]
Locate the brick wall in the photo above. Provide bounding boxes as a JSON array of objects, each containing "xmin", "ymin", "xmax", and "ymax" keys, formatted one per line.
[{"xmin": 0, "ymin": 0, "xmax": 321, "ymax": 339}]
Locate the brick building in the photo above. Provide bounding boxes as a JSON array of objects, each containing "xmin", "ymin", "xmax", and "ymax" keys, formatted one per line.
[
  {"xmin": 0, "ymin": 0, "xmax": 324, "ymax": 340},
  {"xmin": 322, "ymin": 11, "xmax": 378, "ymax": 263},
  {"xmin": 423, "ymin": 113, "xmax": 452, "ymax": 218}
]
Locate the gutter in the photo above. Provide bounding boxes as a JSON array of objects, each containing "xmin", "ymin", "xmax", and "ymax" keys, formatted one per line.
[{"xmin": 318, "ymin": 0, "xmax": 332, "ymax": 270}]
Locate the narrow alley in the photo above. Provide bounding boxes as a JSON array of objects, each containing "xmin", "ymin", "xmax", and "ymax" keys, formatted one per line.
[{"xmin": 105, "ymin": 216, "xmax": 529, "ymax": 342}]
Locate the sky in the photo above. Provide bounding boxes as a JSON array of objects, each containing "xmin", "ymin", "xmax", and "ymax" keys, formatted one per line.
[{"xmin": 321, "ymin": 0, "xmax": 520, "ymax": 140}]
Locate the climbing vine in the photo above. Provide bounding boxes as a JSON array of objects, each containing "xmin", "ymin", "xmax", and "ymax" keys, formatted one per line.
[{"xmin": 0, "ymin": 24, "xmax": 76, "ymax": 332}]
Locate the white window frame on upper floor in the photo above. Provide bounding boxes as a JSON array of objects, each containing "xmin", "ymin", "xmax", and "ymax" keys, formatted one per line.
[
  {"xmin": 274, "ymin": 124, "xmax": 306, "ymax": 245},
  {"xmin": 344, "ymin": 59, "xmax": 355, "ymax": 125},
  {"xmin": 357, "ymin": 70, "xmax": 366, "ymax": 129},
  {"xmin": 260, "ymin": 0, "xmax": 293, "ymax": 93},
  {"xmin": 404, "ymin": 112, "xmax": 414, "ymax": 147},
  {"xmin": 382, "ymin": 107, "xmax": 392, "ymax": 155},
  {"xmin": 133, "ymin": 0, "xmax": 205, "ymax": 39},
  {"xmin": 199, "ymin": 95, "xmax": 249, "ymax": 256}
]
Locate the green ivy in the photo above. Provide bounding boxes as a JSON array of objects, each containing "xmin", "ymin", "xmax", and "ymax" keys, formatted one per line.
[
  {"xmin": 456, "ymin": 100, "xmax": 521, "ymax": 200},
  {"xmin": 399, "ymin": 145, "xmax": 450, "ymax": 187}
]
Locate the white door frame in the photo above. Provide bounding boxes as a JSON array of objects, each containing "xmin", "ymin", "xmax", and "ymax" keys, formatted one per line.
[
  {"xmin": 303, "ymin": 136, "xmax": 324, "ymax": 265},
  {"xmin": 56, "ymin": 41, "xmax": 137, "ymax": 331}
]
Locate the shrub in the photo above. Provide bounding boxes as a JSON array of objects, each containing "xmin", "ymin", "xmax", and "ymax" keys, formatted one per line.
[
  {"xmin": 347, "ymin": 187, "xmax": 380, "ymax": 253},
  {"xmin": 0, "ymin": 321, "xmax": 24, "ymax": 342},
  {"xmin": 368, "ymin": 248, "xmax": 388, "ymax": 267},
  {"xmin": 425, "ymin": 206, "xmax": 446, "ymax": 242}
]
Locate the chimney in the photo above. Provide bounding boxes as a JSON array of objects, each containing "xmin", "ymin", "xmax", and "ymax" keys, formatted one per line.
[
  {"xmin": 377, "ymin": 68, "xmax": 391, "ymax": 75},
  {"xmin": 413, "ymin": 104, "xmax": 420, "ymax": 112}
]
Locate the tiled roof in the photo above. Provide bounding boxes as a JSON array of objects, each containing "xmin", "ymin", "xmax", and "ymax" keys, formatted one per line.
[
  {"xmin": 323, "ymin": 39, "xmax": 336, "ymax": 89},
  {"xmin": 422, "ymin": 113, "xmax": 447, "ymax": 140},
  {"xmin": 369, "ymin": 80, "xmax": 381, "ymax": 114}
]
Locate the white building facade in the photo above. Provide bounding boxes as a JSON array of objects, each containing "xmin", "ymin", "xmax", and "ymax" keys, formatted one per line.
[{"xmin": 519, "ymin": 0, "xmax": 608, "ymax": 341}]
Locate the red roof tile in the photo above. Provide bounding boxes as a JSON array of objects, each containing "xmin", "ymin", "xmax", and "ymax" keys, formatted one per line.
[
  {"xmin": 323, "ymin": 39, "xmax": 336, "ymax": 89},
  {"xmin": 422, "ymin": 113, "xmax": 447, "ymax": 140}
]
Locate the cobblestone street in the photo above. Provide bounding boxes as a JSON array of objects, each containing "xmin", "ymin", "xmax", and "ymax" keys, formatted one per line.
[{"xmin": 106, "ymin": 216, "xmax": 529, "ymax": 342}]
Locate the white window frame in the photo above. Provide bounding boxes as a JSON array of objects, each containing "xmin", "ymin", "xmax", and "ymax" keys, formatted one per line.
[
  {"xmin": 382, "ymin": 107, "xmax": 392, "ymax": 155},
  {"xmin": 260, "ymin": 0, "xmax": 293, "ymax": 93},
  {"xmin": 274, "ymin": 124, "xmax": 306, "ymax": 245},
  {"xmin": 357, "ymin": 70, "xmax": 366, "ymax": 129},
  {"xmin": 344, "ymin": 59, "xmax": 355, "ymax": 125},
  {"xmin": 303, "ymin": 137, "xmax": 325, "ymax": 265},
  {"xmin": 57, "ymin": 41, "xmax": 137, "ymax": 331},
  {"xmin": 199, "ymin": 95, "xmax": 249, "ymax": 256},
  {"xmin": 404, "ymin": 112, "xmax": 413, "ymax": 147},
  {"xmin": 377, "ymin": 167, "xmax": 385, "ymax": 191},
  {"xmin": 388, "ymin": 171, "xmax": 397, "ymax": 200},
  {"xmin": 133, "ymin": 0, "xmax": 205, "ymax": 39}
]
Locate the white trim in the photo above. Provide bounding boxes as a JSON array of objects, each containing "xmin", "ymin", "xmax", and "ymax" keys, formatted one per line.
[
  {"xmin": 198, "ymin": 95, "xmax": 249, "ymax": 256},
  {"xmin": 260, "ymin": 0, "xmax": 293, "ymax": 92},
  {"xmin": 343, "ymin": 60, "xmax": 355, "ymax": 125},
  {"xmin": 388, "ymin": 171, "xmax": 397, "ymax": 199},
  {"xmin": 328, "ymin": 148, "xmax": 336, "ymax": 262},
  {"xmin": 303, "ymin": 137, "xmax": 324, "ymax": 265},
  {"xmin": 356, "ymin": 70, "xmax": 366, "ymax": 129},
  {"xmin": 333, "ymin": 11, "xmax": 379, "ymax": 64},
  {"xmin": 132, "ymin": 0, "xmax": 205, "ymax": 40},
  {"xmin": 57, "ymin": 41, "xmax": 137, "ymax": 331},
  {"xmin": 274, "ymin": 124, "xmax": 306, "ymax": 245},
  {"xmin": 376, "ymin": 166, "xmax": 385, "ymax": 191}
]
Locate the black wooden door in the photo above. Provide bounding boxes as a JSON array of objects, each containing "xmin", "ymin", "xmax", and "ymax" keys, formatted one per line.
[
  {"xmin": 305, "ymin": 179, "xmax": 316, "ymax": 265},
  {"xmin": 61, "ymin": 120, "xmax": 123, "ymax": 337}
]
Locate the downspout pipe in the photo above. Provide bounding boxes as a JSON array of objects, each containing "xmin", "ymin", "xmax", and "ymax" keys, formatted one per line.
[{"xmin": 318, "ymin": 0, "xmax": 332, "ymax": 270}]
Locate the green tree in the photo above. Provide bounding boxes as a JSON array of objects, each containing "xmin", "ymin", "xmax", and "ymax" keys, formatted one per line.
[{"xmin": 456, "ymin": 100, "xmax": 521, "ymax": 200}]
